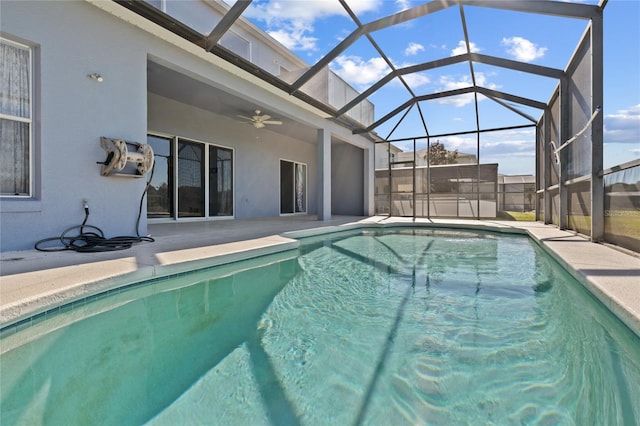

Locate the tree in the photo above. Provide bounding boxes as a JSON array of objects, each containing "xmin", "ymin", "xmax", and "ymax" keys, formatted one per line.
[{"xmin": 427, "ymin": 141, "xmax": 458, "ymax": 165}]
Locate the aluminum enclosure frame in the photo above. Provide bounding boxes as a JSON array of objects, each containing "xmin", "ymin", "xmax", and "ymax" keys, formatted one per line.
[{"xmin": 114, "ymin": 0, "xmax": 607, "ymax": 241}]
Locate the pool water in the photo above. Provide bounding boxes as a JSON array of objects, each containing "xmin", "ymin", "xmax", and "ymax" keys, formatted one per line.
[{"xmin": 1, "ymin": 229, "xmax": 639, "ymax": 425}]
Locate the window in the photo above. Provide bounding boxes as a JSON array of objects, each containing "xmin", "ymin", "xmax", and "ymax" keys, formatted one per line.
[
  {"xmin": 219, "ymin": 31, "xmax": 250, "ymax": 61},
  {"xmin": 280, "ymin": 160, "xmax": 306, "ymax": 214},
  {"xmin": 1, "ymin": 38, "xmax": 32, "ymax": 197},
  {"xmin": 145, "ymin": 0, "xmax": 166, "ymax": 12}
]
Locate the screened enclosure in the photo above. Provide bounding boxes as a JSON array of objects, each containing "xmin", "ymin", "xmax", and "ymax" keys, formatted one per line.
[
  {"xmin": 498, "ymin": 175, "xmax": 536, "ymax": 213},
  {"xmin": 113, "ymin": 0, "xmax": 637, "ymax": 252},
  {"xmin": 374, "ymin": 138, "xmax": 498, "ymax": 219}
]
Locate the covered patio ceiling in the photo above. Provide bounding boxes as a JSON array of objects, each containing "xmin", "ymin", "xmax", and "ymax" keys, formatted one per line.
[{"xmin": 117, "ymin": 0, "xmax": 606, "ymax": 145}]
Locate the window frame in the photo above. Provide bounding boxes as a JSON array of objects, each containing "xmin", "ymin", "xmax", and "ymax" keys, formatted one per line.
[
  {"xmin": 0, "ymin": 37, "xmax": 33, "ymax": 198},
  {"xmin": 219, "ymin": 29, "xmax": 252, "ymax": 62},
  {"xmin": 146, "ymin": 131, "xmax": 235, "ymax": 221},
  {"xmin": 279, "ymin": 158, "xmax": 308, "ymax": 215},
  {"xmin": 146, "ymin": 134, "xmax": 175, "ymax": 219}
]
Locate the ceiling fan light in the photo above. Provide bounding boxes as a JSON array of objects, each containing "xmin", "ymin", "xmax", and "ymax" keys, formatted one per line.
[{"xmin": 239, "ymin": 108, "xmax": 281, "ymax": 129}]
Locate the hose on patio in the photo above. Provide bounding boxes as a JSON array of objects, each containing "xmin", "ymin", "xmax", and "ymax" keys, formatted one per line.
[
  {"xmin": 34, "ymin": 166, "xmax": 155, "ymax": 253},
  {"xmin": 34, "ymin": 206, "xmax": 154, "ymax": 253}
]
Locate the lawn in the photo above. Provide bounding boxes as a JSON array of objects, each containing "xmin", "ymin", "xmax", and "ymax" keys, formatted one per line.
[{"xmin": 497, "ymin": 211, "xmax": 537, "ymax": 221}]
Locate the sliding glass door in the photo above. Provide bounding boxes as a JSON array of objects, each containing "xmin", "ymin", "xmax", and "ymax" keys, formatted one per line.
[
  {"xmin": 280, "ymin": 159, "xmax": 306, "ymax": 214},
  {"xmin": 147, "ymin": 134, "xmax": 233, "ymax": 219},
  {"xmin": 209, "ymin": 145, "xmax": 233, "ymax": 216},
  {"xmin": 147, "ymin": 135, "xmax": 173, "ymax": 218},
  {"xmin": 178, "ymin": 139, "xmax": 204, "ymax": 217}
]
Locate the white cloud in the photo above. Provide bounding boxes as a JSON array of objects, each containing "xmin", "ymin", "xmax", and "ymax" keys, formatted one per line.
[
  {"xmin": 451, "ymin": 40, "xmax": 481, "ymax": 56},
  {"xmin": 331, "ymin": 55, "xmax": 390, "ymax": 87},
  {"xmin": 437, "ymin": 72, "xmax": 499, "ymax": 107},
  {"xmin": 440, "ymin": 74, "xmax": 471, "ymax": 89},
  {"xmin": 439, "ymin": 135, "xmax": 476, "ymax": 152},
  {"xmin": 482, "ymin": 140, "xmax": 533, "ymax": 152},
  {"xmin": 404, "ymin": 42, "xmax": 425, "ymax": 56},
  {"xmin": 395, "ymin": 0, "xmax": 411, "ymax": 11},
  {"xmin": 442, "ymin": 134, "xmax": 535, "ymax": 155},
  {"xmin": 403, "ymin": 72, "xmax": 430, "ymax": 87},
  {"xmin": 246, "ymin": 0, "xmax": 381, "ymax": 51},
  {"xmin": 437, "ymin": 130, "xmax": 537, "ymax": 175},
  {"xmin": 604, "ymin": 104, "xmax": 640, "ymax": 144},
  {"xmin": 331, "ymin": 55, "xmax": 431, "ymax": 89},
  {"xmin": 246, "ymin": 1, "xmax": 380, "ymax": 23},
  {"xmin": 501, "ymin": 37, "xmax": 547, "ymax": 62},
  {"xmin": 268, "ymin": 26, "xmax": 317, "ymax": 51}
]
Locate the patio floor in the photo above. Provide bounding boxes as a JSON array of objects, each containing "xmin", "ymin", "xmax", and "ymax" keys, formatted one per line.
[{"xmin": 1, "ymin": 216, "xmax": 639, "ymax": 337}]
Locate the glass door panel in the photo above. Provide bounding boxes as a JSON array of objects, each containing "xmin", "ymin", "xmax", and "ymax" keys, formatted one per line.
[
  {"xmin": 280, "ymin": 160, "xmax": 294, "ymax": 214},
  {"xmin": 147, "ymin": 135, "xmax": 173, "ymax": 218},
  {"xmin": 209, "ymin": 146, "xmax": 233, "ymax": 216},
  {"xmin": 281, "ymin": 160, "xmax": 307, "ymax": 214},
  {"xmin": 177, "ymin": 139, "xmax": 204, "ymax": 217}
]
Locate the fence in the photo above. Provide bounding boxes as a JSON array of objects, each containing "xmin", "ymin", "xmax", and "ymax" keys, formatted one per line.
[{"xmin": 602, "ymin": 160, "xmax": 640, "ymax": 252}]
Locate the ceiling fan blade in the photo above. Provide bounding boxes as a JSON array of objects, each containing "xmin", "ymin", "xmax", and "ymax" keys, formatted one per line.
[{"xmin": 239, "ymin": 110, "xmax": 281, "ymax": 127}]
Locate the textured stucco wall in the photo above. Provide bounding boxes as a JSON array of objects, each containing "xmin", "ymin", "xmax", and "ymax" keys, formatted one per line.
[
  {"xmin": 1, "ymin": 1, "xmax": 149, "ymax": 251},
  {"xmin": 0, "ymin": 0, "xmax": 372, "ymax": 251},
  {"xmin": 331, "ymin": 142, "xmax": 364, "ymax": 216},
  {"xmin": 147, "ymin": 93, "xmax": 318, "ymax": 218}
]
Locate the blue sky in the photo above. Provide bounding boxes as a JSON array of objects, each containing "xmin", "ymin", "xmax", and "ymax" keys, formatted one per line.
[{"xmin": 238, "ymin": 0, "xmax": 639, "ymax": 175}]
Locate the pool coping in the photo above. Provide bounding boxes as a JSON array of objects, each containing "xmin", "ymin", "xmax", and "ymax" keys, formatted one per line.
[
  {"xmin": 1, "ymin": 218, "xmax": 639, "ymax": 338},
  {"xmin": 0, "ymin": 235, "xmax": 300, "ymax": 329}
]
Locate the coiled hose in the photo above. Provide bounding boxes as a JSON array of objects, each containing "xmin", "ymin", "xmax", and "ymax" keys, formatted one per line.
[
  {"xmin": 35, "ymin": 206, "xmax": 154, "ymax": 252},
  {"xmin": 35, "ymin": 166, "xmax": 155, "ymax": 252}
]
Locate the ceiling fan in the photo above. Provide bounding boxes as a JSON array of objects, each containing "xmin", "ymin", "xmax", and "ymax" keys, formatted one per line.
[{"xmin": 238, "ymin": 109, "xmax": 283, "ymax": 129}]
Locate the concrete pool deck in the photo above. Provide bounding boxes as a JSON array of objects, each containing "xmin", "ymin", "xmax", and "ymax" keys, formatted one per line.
[{"xmin": 1, "ymin": 216, "xmax": 639, "ymax": 337}]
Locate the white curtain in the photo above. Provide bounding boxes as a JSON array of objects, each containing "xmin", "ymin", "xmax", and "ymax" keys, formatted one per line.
[
  {"xmin": 295, "ymin": 163, "xmax": 306, "ymax": 212},
  {"xmin": 0, "ymin": 41, "xmax": 31, "ymax": 195}
]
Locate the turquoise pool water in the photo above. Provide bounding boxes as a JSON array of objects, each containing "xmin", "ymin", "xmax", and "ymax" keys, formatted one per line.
[{"xmin": 1, "ymin": 228, "xmax": 639, "ymax": 425}]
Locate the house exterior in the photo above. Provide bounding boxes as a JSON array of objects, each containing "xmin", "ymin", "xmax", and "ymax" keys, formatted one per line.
[
  {"xmin": 374, "ymin": 143, "xmax": 403, "ymax": 170},
  {"xmin": 0, "ymin": 0, "xmax": 377, "ymax": 251},
  {"xmin": 498, "ymin": 174, "xmax": 536, "ymax": 212},
  {"xmin": 2, "ymin": 1, "xmax": 616, "ymax": 250}
]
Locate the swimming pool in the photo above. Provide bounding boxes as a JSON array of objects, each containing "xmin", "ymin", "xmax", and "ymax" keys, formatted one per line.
[{"xmin": 1, "ymin": 228, "xmax": 639, "ymax": 425}]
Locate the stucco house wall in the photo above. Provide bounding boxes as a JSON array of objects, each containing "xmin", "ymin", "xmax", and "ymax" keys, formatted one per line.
[
  {"xmin": 147, "ymin": 93, "xmax": 319, "ymax": 218},
  {"xmin": 332, "ymin": 142, "xmax": 364, "ymax": 216},
  {"xmin": 1, "ymin": 1, "xmax": 150, "ymax": 251},
  {"xmin": 0, "ymin": 0, "xmax": 375, "ymax": 251}
]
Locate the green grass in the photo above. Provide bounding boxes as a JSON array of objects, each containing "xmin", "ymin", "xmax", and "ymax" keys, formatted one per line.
[
  {"xmin": 604, "ymin": 214, "xmax": 640, "ymax": 241},
  {"xmin": 496, "ymin": 211, "xmax": 536, "ymax": 221}
]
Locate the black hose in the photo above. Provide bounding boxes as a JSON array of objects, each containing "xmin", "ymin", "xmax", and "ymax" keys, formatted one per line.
[
  {"xmin": 135, "ymin": 158, "xmax": 155, "ymax": 238},
  {"xmin": 35, "ymin": 207, "xmax": 154, "ymax": 252},
  {"xmin": 35, "ymin": 167, "xmax": 156, "ymax": 252}
]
